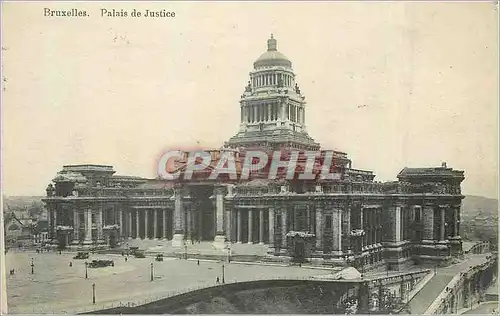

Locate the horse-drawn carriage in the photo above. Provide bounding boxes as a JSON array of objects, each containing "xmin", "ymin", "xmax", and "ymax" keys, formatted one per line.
[
  {"xmin": 155, "ymin": 254, "xmax": 164, "ymax": 261},
  {"xmin": 88, "ymin": 259, "xmax": 114, "ymax": 268},
  {"xmin": 73, "ymin": 252, "xmax": 89, "ymax": 259}
]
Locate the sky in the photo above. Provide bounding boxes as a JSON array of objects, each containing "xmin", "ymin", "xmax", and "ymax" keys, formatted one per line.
[{"xmin": 1, "ymin": 1, "xmax": 498, "ymax": 199}]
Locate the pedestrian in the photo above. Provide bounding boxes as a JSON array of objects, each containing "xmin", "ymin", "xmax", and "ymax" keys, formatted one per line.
[
  {"xmin": 216, "ymin": 276, "xmax": 220, "ymax": 284},
  {"xmin": 197, "ymin": 260, "xmax": 200, "ymax": 266},
  {"xmin": 69, "ymin": 262, "xmax": 73, "ymax": 267},
  {"xmin": 125, "ymin": 257, "xmax": 128, "ymax": 262}
]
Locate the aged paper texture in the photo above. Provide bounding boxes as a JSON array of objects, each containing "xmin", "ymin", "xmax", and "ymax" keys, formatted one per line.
[{"xmin": 1, "ymin": 1, "xmax": 498, "ymax": 314}]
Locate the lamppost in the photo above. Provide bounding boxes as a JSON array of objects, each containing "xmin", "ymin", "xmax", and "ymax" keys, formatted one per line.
[
  {"xmin": 85, "ymin": 261, "xmax": 88, "ymax": 279},
  {"xmin": 150, "ymin": 262, "xmax": 154, "ymax": 282},
  {"xmin": 92, "ymin": 283, "xmax": 96, "ymax": 304},
  {"xmin": 221, "ymin": 263, "xmax": 225, "ymax": 284},
  {"xmin": 31, "ymin": 258, "xmax": 34, "ymax": 274}
]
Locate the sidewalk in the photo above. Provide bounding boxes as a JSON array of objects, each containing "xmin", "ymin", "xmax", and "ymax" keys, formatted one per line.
[{"xmin": 407, "ymin": 254, "xmax": 489, "ymax": 315}]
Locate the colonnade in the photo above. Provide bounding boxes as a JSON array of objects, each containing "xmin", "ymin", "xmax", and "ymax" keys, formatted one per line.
[
  {"xmin": 251, "ymin": 72, "xmax": 294, "ymax": 88},
  {"xmin": 241, "ymin": 102, "xmax": 304, "ymax": 125},
  {"xmin": 232, "ymin": 208, "xmax": 269, "ymax": 244},
  {"xmin": 47, "ymin": 198, "xmax": 463, "ymax": 264},
  {"xmin": 47, "ymin": 206, "xmax": 176, "ymax": 246},
  {"xmin": 421, "ymin": 204, "xmax": 461, "ymax": 241}
]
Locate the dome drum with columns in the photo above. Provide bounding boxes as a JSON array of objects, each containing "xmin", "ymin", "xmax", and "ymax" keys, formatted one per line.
[{"xmin": 226, "ymin": 35, "xmax": 320, "ymax": 151}]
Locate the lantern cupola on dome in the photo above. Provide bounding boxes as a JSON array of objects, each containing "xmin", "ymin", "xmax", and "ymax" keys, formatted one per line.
[{"xmin": 253, "ymin": 34, "xmax": 292, "ymax": 69}]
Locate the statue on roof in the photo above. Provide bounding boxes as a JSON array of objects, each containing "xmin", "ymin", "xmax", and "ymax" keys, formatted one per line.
[
  {"xmin": 295, "ymin": 83, "xmax": 301, "ymax": 94},
  {"xmin": 245, "ymin": 80, "xmax": 252, "ymax": 92},
  {"xmin": 46, "ymin": 183, "xmax": 54, "ymax": 197}
]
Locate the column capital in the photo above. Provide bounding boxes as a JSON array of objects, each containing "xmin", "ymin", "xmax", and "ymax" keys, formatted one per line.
[{"xmin": 214, "ymin": 186, "xmax": 227, "ymax": 196}]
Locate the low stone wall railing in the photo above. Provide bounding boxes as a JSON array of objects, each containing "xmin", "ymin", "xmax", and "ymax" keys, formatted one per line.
[{"xmin": 424, "ymin": 255, "xmax": 498, "ymax": 315}]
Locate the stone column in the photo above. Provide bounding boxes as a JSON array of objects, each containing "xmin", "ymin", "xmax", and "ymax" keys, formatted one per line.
[
  {"xmin": 316, "ymin": 208, "xmax": 323, "ymax": 251},
  {"xmin": 332, "ymin": 209, "xmax": 342, "ymax": 254},
  {"xmin": 453, "ymin": 207, "xmax": 458, "ymax": 237},
  {"xmin": 47, "ymin": 207, "xmax": 52, "ymax": 240},
  {"xmin": 72, "ymin": 208, "xmax": 79, "ymax": 244},
  {"xmin": 268, "ymin": 208, "xmax": 275, "ymax": 247},
  {"xmin": 198, "ymin": 209, "xmax": 202, "ymax": 241},
  {"xmin": 135, "ymin": 210, "xmax": 140, "ymax": 239},
  {"xmin": 237, "ymin": 209, "xmax": 242, "ymax": 243},
  {"xmin": 213, "ymin": 186, "xmax": 226, "ymax": 248},
  {"xmin": 84, "ymin": 209, "xmax": 92, "ymax": 244},
  {"xmin": 172, "ymin": 187, "xmax": 184, "ymax": 247},
  {"xmin": 440, "ymin": 206, "xmax": 446, "ymax": 241},
  {"xmin": 395, "ymin": 206, "xmax": 402, "ymax": 242},
  {"xmin": 248, "ymin": 209, "xmax": 253, "ymax": 244},
  {"xmin": 225, "ymin": 207, "xmax": 232, "ymax": 243},
  {"xmin": 281, "ymin": 208, "xmax": 287, "ymax": 248},
  {"xmin": 423, "ymin": 205, "xmax": 435, "ymax": 241},
  {"xmin": 163, "ymin": 209, "xmax": 167, "ymax": 239},
  {"xmin": 186, "ymin": 209, "xmax": 192, "ymax": 242},
  {"xmin": 54, "ymin": 209, "xmax": 58, "ymax": 233},
  {"xmin": 259, "ymin": 209, "xmax": 264, "ymax": 244},
  {"xmin": 153, "ymin": 210, "xmax": 158, "ymax": 239},
  {"xmin": 97, "ymin": 207, "xmax": 104, "ymax": 243},
  {"xmin": 119, "ymin": 209, "xmax": 124, "ymax": 238},
  {"xmin": 307, "ymin": 206, "xmax": 311, "ymax": 232},
  {"xmin": 144, "ymin": 210, "xmax": 149, "ymax": 239},
  {"xmin": 127, "ymin": 209, "xmax": 132, "ymax": 239}
]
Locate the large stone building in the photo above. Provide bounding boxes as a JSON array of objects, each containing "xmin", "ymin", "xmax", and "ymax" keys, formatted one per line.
[{"xmin": 43, "ymin": 36, "xmax": 464, "ymax": 270}]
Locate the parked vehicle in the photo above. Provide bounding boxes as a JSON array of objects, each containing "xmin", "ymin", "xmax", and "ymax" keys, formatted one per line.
[
  {"xmin": 73, "ymin": 252, "xmax": 89, "ymax": 259},
  {"xmin": 155, "ymin": 254, "xmax": 163, "ymax": 261},
  {"xmin": 134, "ymin": 250, "xmax": 146, "ymax": 258},
  {"xmin": 88, "ymin": 259, "xmax": 114, "ymax": 268}
]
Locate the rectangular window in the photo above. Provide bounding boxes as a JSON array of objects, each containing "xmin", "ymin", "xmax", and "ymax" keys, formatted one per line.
[
  {"xmin": 325, "ymin": 215, "xmax": 332, "ymax": 229},
  {"xmin": 415, "ymin": 207, "xmax": 421, "ymax": 222}
]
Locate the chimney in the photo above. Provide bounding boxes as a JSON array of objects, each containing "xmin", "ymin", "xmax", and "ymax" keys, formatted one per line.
[{"xmin": 441, "ymin": 162, "xmax": 447, "ymax": 168}]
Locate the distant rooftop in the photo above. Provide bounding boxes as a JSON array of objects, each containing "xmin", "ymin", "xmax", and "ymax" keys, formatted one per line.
[
  {"xmin": 398, "ymin": 162, "xmax": 464, "ymax": 179},
  {"xmin": 62, "ymin": 164, "xmax": 115, "ymax": 173}
]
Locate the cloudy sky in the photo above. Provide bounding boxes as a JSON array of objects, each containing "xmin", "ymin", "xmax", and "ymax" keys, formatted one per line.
[{"xmin": 2, "ymin": 1, "xmax": 498, "ymax": 198}]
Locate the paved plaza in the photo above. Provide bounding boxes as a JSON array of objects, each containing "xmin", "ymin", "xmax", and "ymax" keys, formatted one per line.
[{"xmin": 5, "ymin": 250, "xmax": 331, "ymax": 314}]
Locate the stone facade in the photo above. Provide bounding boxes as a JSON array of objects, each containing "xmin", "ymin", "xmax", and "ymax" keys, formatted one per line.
[{"xmin": 42, "ymin": 36, "xmax": 465, "ymax": 270}]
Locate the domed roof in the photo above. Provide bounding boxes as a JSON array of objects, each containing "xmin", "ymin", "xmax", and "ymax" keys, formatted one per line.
[{"xmin": 253, "ymin": 35, "xmax": 292, "ymax": 69}]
